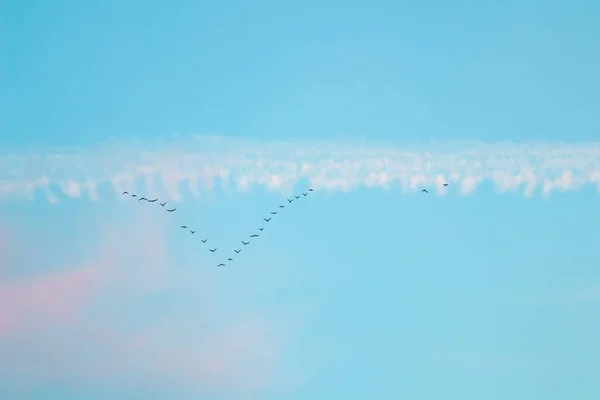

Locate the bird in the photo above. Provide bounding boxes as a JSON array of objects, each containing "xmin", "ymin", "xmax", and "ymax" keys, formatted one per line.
[
  {"xmin": 148, "ymin": 198, "xmax": 158, "ymax": 202},
  {"xmin": 242, "ymin": 241, "xmax": 249, "ymax": 246},
  {"xmin": 308, "ymin": 188, "xmax": 314, "ymax": 191},
  {"xmin": 279, "ymin": 205, "xmax": 285, "ymax": 208},
  {"xmin": 294, "ymin": 195, "xmax": 300, "ymax": 199},
  {"xmin": 227, "ymin": 258, "xmax": 233, "ymax": 261},
  {"xmin": 201, "ymin": 239, "xmax": 207, "ymax": 243},
  {"xmin": 181, "ymin": 225, "xmax": 188, "ymax": 229},
  {"xmin": 234, "ymin": 249, "xmax": 241, "ymax": 254},
  {"xmin": 160, "ymin": 202, "xmax": 166, "ymax": 207},
  {"xmin": 287, "ymin": 198, "xmax": 294, "ymax": 203},
  {"xmin": 258, "ymin": 227, "xmax": 264, "ymax": 231},
  {"xmin": 166, "ymin": 208, "xmax": 176, "ymax": 212},
  {"xmin": 131, "ymin": 194, "xmax": 137, "ymax": 198},
  {"xmin": 250, "ymin": 234, "xmax": 259, "ymax": 238},
  {"xmin": 443, "ymin": 183, "xmax": 449, "ymax": 187},
  {"xmin": 263, "ymin": 217, "xmax": 271, "ymax": 222},
  {"xmin": 190, "ymin": 230, "xmax": 196, "ymax": 234},
  {"xmin": 209, "ymin": 248, "xmax": 217, "ymax": 252},
  {"xmin": 122, "ymin": 191, "xmax": 129, "ymax": 195},
  {"xmin": 302, "ymin": 192, "xmax": 308, "ymax": 196},
  {"xmin": 138, "ymin": 197, "xmax": 147, "ymax": 201},
  {"xmin": 421, "ymin": 189, "xmax": 428, "ymax": 193},
  {"xmin": 217, "ymin": 263, "xmax": 225, "ymax": 267},
  {"xmin": 270, "ymin": 211, "xmax": 277, "ymax": 215}
]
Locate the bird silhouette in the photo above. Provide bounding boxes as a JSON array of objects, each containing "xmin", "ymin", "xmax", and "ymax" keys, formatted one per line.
[
  {"xmin": 263, "ymin": 217, "xmax": 271, "ymax": 222},
  {"xmin": 227, "ymin": 258, "xmax": 233, "ymax": 261},
  {"xmin": 279, "ymin": 205, "xmax": 285, "ymax": 208},
  {"xmin": 308, "ymin": 188, "xmax": 314, "ymax": 191},
  {"xmin": 294, "ymin": 195, "xmax": 300, "ymax": 199},
  {"xmin": 242, "ymin": 241, "xmax": 250, "ymax": 246},
  {"xmin": 166, "ymin": 208, "xmax": 176, "ymax": 212},
  {"xmin": 148, "ymin": 198, "xmax": 158, "ymax": 202},
  {"xmin": 160, "ymin": 202, "xmax": 166, "ymax": 207},
  {"xmin": 138, "ymin": 197, "xmax": 147, "ymax": 201},
  {"xmin": 217, "ymin": 263, "xmax": 225, "ymax": 267},
  {"xmin": 209, "ymin": 248, "xmax": 217, "ymax": 252},
  {"xmin": 258, "ymin": 227, "xmax": 264, "ymax": 231},
  {"xmin": 131, "ymin": 194, "xmax": 137, "ymax": 198},
  {"xmin": 287, "ymin": 198, "xmax": 294, "ymax": 203},
  {"xmin": 122, "ymin": 191, "xmax": 129, "ymax": 195},
  {"xmin": 234, "ymin": 249, "xmax": 241, "ymax": 254},
  {"xmin": 443, "ymin": 183, "xmax": 449, "ymax": 187},
  {"xmin": 201, "ymin": 239, "xmax": 207, "ymax": 243},
  {"xmin": 181, "ymin": 225, "xmax": 188, "ymax": 229},
  {"xmin": 250, "ymin": 234, "xmax": 259, "ymax": 238},
  {"xmin": 270, "ymin": 211, "xmax": 277, "ymax": 215},
  {"xmin": 421, "ymin": 189, "xmax": 428, "ymax": 193},
  {"xmin": 302, "ymin": 192, "xmax": 308, "ymax": 196},
  {"xmin": 190, "ymin": 230, "xmax": 196, "ymax": 234}
]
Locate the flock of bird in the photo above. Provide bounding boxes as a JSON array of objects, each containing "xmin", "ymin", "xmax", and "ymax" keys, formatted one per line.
[
  {"xmin": 121, "ymin": 188, "xmax": 316, "ymax": 268},
  {"xmin": 122, "ymin": 183, "xmax": 446, "ymax": 268}
]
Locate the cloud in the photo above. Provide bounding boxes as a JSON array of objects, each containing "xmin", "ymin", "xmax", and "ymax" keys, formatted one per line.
[
  {"xmin": 0, "ymin": 209, "xmax": 289, "ymax": 397},
  {"xmin": 1, "ymin": 135, "xmax": 600, "ymax": 203}
]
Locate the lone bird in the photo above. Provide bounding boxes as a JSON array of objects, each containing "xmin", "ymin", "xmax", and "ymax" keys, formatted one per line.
[
  {"xmin": 270, "ymin": 211, "xmax": 277, "ymax": 215},
  {"xmin": 263, "ymin": 217, "xmax": 271, "ymax": 222},
  {"xmin": 181, "ymin": 225, "xmax": 188, "ymax": 229},
  {"xmin": 148, "ymin": 198, "xmax": 158, "ymax": 202},
  {"xmin": 242, "ymin": 241, "xmax": 249, "ymax": 246},
  {"xmin": 166, "ymin": 208, "xmax": 176, "ymax": 212},
  {"xmin": 279, "ymin": 205, "xmax": 285, "ymax": 208},
  {"xmin": 421, "ymin": 189, "xmax": 428, "ymax": 194},
  {"xmin": 201, "ymin": 239, "xmax": 207, "ymax": 243},
  {"xmin": 209, "ymin": 248, "xmax": 217, "ymax": 252},
  {"xmin": 217, "ymin": 263, "xmax": 225, "ymax": 267},
  {"xmin": 250, "ymin": 234, "xmax": 259, "ymax": 238},
  {"xmin": 160, "ymin": 202, "xmax": 166, "ymax": 207},
  {"xmin": 227, "ymin": 258, "xmax": 233, "ymax": 261},
  {"xmin": 308, "ymin": 188, "xmax": 314, "ymax": 191},
  {"xmin": 190, "ymin": 230, "xmax": 196, "ymax": 234},
  {"xmin": 234, "ymin": 249, "xmax": 241, "ymax": 254},
  {"xmin": 258, "ymin": 227, "xmax": 264, "ymax": 231},
  {"xmin": 443, "ymin": 183, "xmax": 449, "ymax": 187}
]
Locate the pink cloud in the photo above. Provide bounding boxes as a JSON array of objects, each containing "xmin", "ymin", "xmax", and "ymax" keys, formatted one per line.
[{"xmin": 0, "ymin": 207, "xmax": 290, "ymax": 397}]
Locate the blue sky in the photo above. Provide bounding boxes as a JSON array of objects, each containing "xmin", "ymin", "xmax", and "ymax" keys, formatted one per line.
[{"xmin": 1, "ymin": 1, "xmax": 600, "ymax": 399}]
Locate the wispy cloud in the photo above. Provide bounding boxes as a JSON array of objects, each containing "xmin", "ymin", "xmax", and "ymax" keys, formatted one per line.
[
  {"xmin": 0, "ymin": 209, "xmax": 290, "ymax": 397},
  {"xmin": 1, "ymin": 135, "xmax": 600, "ymax": 203}
]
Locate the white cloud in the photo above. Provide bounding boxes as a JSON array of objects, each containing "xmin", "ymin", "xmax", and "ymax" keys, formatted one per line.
[{"xmin": 1, "ymin": 135, "xmax": 600, "ymax": 203}]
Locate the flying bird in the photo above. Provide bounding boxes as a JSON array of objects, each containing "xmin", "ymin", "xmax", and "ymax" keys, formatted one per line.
[
  {"xmin": 279, "ymin": 205, "xmax": 285, "ymax": 208},
  {"xmin": 201, "ymin": 239, "xmax": 207, "ymax": 243},
  {"xmin": 242, "ymin": 241, "xmax": 249, "ymax": 246},
  {"xmin": 122, "ymin": 191, "xmax": 129, "ymax": 195},
  {"xmin": 270, "ymin": 211, "xmax": 277, "ymax": 215},
  {"xmin": 217, "ymin": 263, "xmax": 225, "ymax": 267},
  {"xmin": 131, "ymin": 194, "xmax": 137, "ymax": 198},
  {"xmin": 263, "ymin": 217, "xmax": 271, "ymax": 222},
  {"xmin": 148, "ymin": 198, "xmax": 158, "ymax": 202},
  {"xmin": 421, "ymin": 189, "xmax": 428, "ymax": 193},
  {"xmin": 308, "ymin": 188, "xmax": 314, "ymax": 191},
  {"xmin": 209, "ymin": 248, "xmax": 217, "ymax": 252},
  {"xmin": 443, "ymin": 183, "xmax": 449, "ymax": 187},
  {"xmin": 294, "ymin": 195, "xmax": 300, "ymax": 199},
  {"xmin": 138, "ymin": 197, "xmax": 147, "ymax": 201},
  {"xmin": 250, "ymin": 234, "xmax": 259, "ymax": 238},
  {"xmin": 160, "ymin": 202, "xmax": 166, "ymax": 207},
  {"xmin": 190, "ymin": 230, "xmax": 196, "ymax": 234},
  {"xmin": 302, "ymin": 192, "xmax": 308, "ymax": 196},
  {"xmin": 166, "ymin": 208, "xmax": 176, "ymax": 212},
  {"xmin": 181, "ymin": 225, "xmax": 188, "ymax": 229},
  {"xmin": 234, "ymin": 249, "xmax": 241, "ymax": 254},
  {"xmin": 227, "ymin": 258, "xmax": 233, "ymax": 261},
  {"xmin": 258, "ymin": 227, "xmax": 264, "ymax": 231},
  {"xmin": 287, "ymin": 198, "xmax": 294, "ymax": 203}
]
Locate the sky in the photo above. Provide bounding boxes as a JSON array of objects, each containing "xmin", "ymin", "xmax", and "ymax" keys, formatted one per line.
[{"xmin": 1, "ymin": 0, "xmax": 600, "ymax": 399}]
